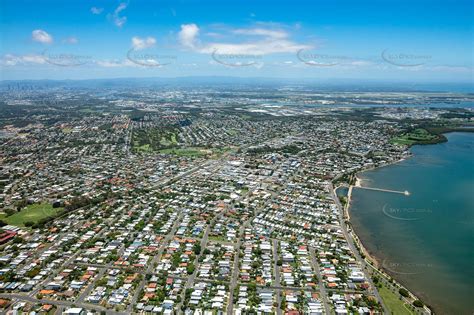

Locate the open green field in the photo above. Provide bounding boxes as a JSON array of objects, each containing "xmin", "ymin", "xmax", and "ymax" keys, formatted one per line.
[
  {"xmin": 159, "ymin": 133, "xmax": 178, "ymax": 146},
  {"xmin": 159, "ymin": 146, "xmax": 234, "ymax": 157},
  {"xmin": 391, "ymin": 129, "xmax": 440, "ymax": 145},
  {"xmin": 212, "ymin": 146, "xmax": 233, "ymax": 155},
  {"xmin": 132, "ymin": 127, "xmax": 180, "ymax": 152},
  {"xmin": 379, "ymin": 285, "xmax": 414, "ymax": 315},
  {"xmin": 134, "ymin": 143, "xmax": 152, "ymax": 152},
  {"xmin": 159, "ymin": 147, "xmax": 209, "ymax": 156},
  {"xmin": 0, "ymin": 203, "xmax": 63, "ymax": 227}
]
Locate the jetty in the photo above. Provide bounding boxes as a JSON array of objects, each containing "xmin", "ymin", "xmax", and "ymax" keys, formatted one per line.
[{"xmin": 355, "ymin": 186, "xmax": 410, "ymax": 196}]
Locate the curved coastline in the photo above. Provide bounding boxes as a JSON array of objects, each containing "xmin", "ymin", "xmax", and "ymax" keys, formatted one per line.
[
  {"xmin": 345, "ymin": 156, "xmax": 408, "ymax": 265},
  {"xmin": 345, "ymin": 132, "xmax": 474, "ymax": 315},
  {"xmin": 341, "ymin": 155, "xmax": 432, "ymax": 312}
]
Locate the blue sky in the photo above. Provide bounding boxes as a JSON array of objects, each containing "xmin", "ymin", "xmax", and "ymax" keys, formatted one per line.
[{"xmin": 0, "ymin": 0, "xmax": 472, "ymax": 81}]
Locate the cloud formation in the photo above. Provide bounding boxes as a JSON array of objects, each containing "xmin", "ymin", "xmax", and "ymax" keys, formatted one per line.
[
  {"xmin": 90, "ymin": 7, "xmax": 103, "ymax": 15},
  {"xmin": 178, "ymin": 24, "xmax": 311, "ymax": 55},
  {"xmin": 32, "ymin": 30, "xmax": 53, "ymax": 44},
  {"xmin": 131, "ymin": 36, "xmax": 157, "ymax": 50},
  {"xmin": 2, "ymin": 54, "xmax": 46, "ymax": 66},
  {"xmin": 95, "ymin": 59, "xmax": 138, "ymax": 68},
  {"xmin": 179, "ymin": 24, "xmax": 200, "ymax": 49},
  {"xmin": 111, "ymin": 3, "xmax": 128, "ymax": 28}
]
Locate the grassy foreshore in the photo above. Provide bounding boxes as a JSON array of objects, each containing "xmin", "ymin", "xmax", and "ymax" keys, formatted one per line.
[
  {"xmin": 393, "ymin": 126, "xmax": 474, "ymax": 147},
  {"xmin": 391, "ymin": 128, "xmax": 444, "ymax": 146}
]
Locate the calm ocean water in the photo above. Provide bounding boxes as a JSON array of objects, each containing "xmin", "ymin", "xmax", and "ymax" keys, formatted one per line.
[{"xmin": 350, "ymin": 132, "xmax": 474, "ymax": 315}]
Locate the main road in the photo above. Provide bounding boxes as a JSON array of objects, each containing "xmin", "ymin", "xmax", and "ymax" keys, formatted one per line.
[
  {"xmin": 309, "ymin": 247, "xmax": 332, "ymax": 315},
  {"xmin": 329, "ymin": 182, "xmax": 389, "ymax": 314},
  {"xmin": 272, "ymin": 239, "xmax": 282, "ymax": 315}
]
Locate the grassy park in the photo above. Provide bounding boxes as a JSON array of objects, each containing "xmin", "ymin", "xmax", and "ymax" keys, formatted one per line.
[
  {"xmin": 159, "ymin": 147, "xmax": 209, "ymax": 156},
  {"xmin": 132, "ymin": 127, "xmax": 180, "ymax": 152},
  {"xmin": 379, "ymin": 285, "xmax": 414, "ymax": 315},
  {"xmin": 391, "ymin": 128, "xmax": 441, "ymax": 145},
  {"xmin": 0, "ymin": 203, "xmax": 63, "ymax": 227}
]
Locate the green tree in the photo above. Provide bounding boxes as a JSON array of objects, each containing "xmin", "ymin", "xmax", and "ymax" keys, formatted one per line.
[
  {"xmin": 413, "ymin": 300, "xmax": 424, "ymax": 308},
  {"xmin": 399, "ymin": 288, "xmax": 409, "ymax": 297}
]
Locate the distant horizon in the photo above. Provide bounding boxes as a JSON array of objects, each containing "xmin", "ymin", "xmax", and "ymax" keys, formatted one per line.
[
  {"xmin": 1, "ymin": 76, "xmax": 472, "ymax": 93},
  {"xmin": 0, "ymin": 75, "xmax": 472, "ymax": 83}
]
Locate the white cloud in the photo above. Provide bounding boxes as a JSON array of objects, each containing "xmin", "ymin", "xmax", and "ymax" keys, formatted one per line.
[
  {"xmin": 2, "ymin": 54, "xmax": 46, "ymax": 66},
  {"xmin": 179, "ymin": 24, "xmax": 200, "ymax": 48},
  {"xmin": 111, "ymin": 3, "xmax": 128, "ymax": 28},
  {"xmin": 22, "ymin": 55, "xmax": 47, "ymax": 64},
  {"xmin": 131, "ymin": 36, "xmax": 156, "ymax": 50},
  {"xmin": 95, "ymin": 59, "xmax": 137, "ymax": 68},
  {"xmin": 233, "ymin": 28, "xmax": 287, "ymax": 39},
  {"xmin": 2, "ymin": 54, "xmax": 17, "ymax": 66},
  {"xmin": 178, "ymin": 24, "xmax": 311, "ymax": 55},
  {"xmin": 32, "ymin": 29, "xmax": 53, "ymax": 44},
  {"xmin": 91, "ymin": 7, "xmax": 103, "ymax": 15},
  {"xmin": 202, "ymin": 39, "xmax": 309, "ymax": 55}
]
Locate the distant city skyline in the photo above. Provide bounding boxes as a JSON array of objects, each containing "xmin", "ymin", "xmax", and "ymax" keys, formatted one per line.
[{"xmin": 1, "ymin": 0, "xmax": 472, "ymax": 81}]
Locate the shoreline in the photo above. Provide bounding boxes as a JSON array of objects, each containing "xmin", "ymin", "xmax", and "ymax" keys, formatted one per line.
[
  {"xmin": 345, "ymin": 156, "xmax": 408, "ymax": 267},
  {"xmin": 339, "ymin": 155, "xmax": 434, "ymax": 314}
]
